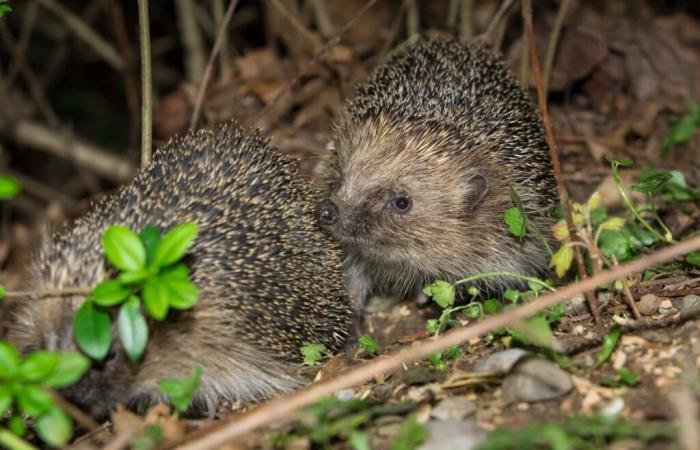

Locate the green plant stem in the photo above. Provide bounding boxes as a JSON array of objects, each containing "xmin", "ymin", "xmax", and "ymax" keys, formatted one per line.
[
  {"xmin": 647, "ymin": 192, "xmax": 674, "ymax": 242},
  {"xmin": 0, "ymin": 428, "xmax": 38, "ymax": 450},
  {"xmin": 527, "ymin": 223, "xmax": 553, "ymax": 257},
  {"xmin": 454, "ymin": 272, "xmax": 555, "ymax": 292},
  {"xmin": 137, "ymin": 0, "xmax": 152, "ymax": 167},
  {"xmin": 611, "ymin": 163, "xmax": 672, "ymax": 243}
]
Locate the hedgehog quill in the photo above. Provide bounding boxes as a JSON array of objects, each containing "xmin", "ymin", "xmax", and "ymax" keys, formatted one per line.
[{"xmin": 317, "ymin": 38, "xmax": 558, "ymax": 309}]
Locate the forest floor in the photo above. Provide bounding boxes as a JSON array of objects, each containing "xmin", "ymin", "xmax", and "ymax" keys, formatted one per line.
[{"xmin": 1, "ymin": 1, "xmax": 700, "ymax": 449}]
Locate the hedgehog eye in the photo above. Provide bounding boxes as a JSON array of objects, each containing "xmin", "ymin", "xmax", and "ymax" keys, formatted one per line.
[{"xmin": 389, "ymin": 196, "xmax": 412, "ymax": 214}]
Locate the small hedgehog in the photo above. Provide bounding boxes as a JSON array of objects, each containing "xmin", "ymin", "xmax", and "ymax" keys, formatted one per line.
[
  {"xmin": 316, "ymin": 38, "xmax": 557, "ymax": 308},
  {"xmin": 6, "ymin": 122, "xmax": 353, "ymax": 418}
]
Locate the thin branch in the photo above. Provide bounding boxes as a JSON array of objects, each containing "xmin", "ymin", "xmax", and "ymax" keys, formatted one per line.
[
  {"xmin": 310, "ymin": 0, "xmax": 335, "ymax": 38},
  {"xmin": 189, "ymin": 0, "xmax": 240, "ymax": 130},
  {"xmin": 542, "ymin": 0, "xmax": 572, "ymax": 95},
  {"xmin": 268, "ymin": 0, "xmax": 321, "ymax": 46},
  {"xmin": 481, "ymin": 0, "xmax": 515, "ymax": 42},
  {"xmin": 6, "ymin": 0, "xmax": 39, "ymax": 87},
  {"xmin": 138, "ymin": 0, "xmax": 153, "ymax": 167},
  {"xmin": 166, "ymin": 236, "xmax": 700, "ymax": 450},
  {"xmin": 176, "ymin": 0, "xmax": 207, "ymax": 83},
  {"xmin": 8, "ymin": 120, "xmax": 133, "ymax": 181},
  {"xmin": 37, "ymin": 0, "xmax": 124, "ymax": 71},
  {"xmin": 521, "ymin": 0, "xmax": 602, "ymax": 328},
  {"xmin": 211, "ymin": 0, "xmax": 232, "ymax": 76},
  {"xmin": 459, "ymin": 0, "xmax": 473, "ymax": 40},
  {"xmin": 406, "ymin": 0, "xmax": 420, "ymax": 38}
]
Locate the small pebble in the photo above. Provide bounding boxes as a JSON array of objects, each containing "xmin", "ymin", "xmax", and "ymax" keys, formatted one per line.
[
  {"xmin": 430, "ymin": 396, "xmax": 476, "ymax": 421},
  {"xmin": 473, "ymin": 349, "xmax": 529, "ymax": 374},
  {"xmin": 677, "ymin": 294, "xmax": 700, "ymax": 319},
  {"xmin": 417, "ymin": 420, "xmax": 487, "ymax": 450},
  {"xmin": 637, "ymin": 293, "xmax": 660, "ymax": 316},
  {"xmin": 501, "ymin": 357, "xmax": 573, "ymax": 404}
]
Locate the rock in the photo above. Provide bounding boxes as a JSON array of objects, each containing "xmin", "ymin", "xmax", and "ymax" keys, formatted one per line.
[
  {"xmin": 417, "ymin": 420, "xmax": 487, "ymax": 450},
  {"xmin": 430, "ymin": 397, "xmax": 476, "ymax": 421},
  {"xmin": 473, "ymin": 348, "xmax": 530, "ymax": 374},
  {"xmin": 637, "ymin": 293, "xmax": 660, "ymax": 315},
  {"xmin": 566, "ymin": 292, "xmax": 612, "ymax": 316},
  {"xmin": 501, "ymin": 357, "xmax": 573, "ymax": 404},
  {"xmin": 675, "ymin": 294, "xmax": 700, "ymax": 319}
]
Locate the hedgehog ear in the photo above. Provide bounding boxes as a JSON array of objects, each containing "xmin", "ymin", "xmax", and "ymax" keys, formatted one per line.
[{"xmin": 461, "ymin": 173, "xmax": 488, "ymax": 211}]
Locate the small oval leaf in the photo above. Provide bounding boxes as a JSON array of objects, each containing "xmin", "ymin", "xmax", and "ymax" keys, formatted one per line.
[
  {"xmin": 118, "ymin": 297, "xmax": 149, "ymax": 362},
  {"xmin": 103, "ymin": 225, "xmax": 146, "ymax": 271},
  {"xmin": 43, "ymin": 353, "xmax": 91, "ymax": 388},
  {"xmin": 0, "ymin": 340, "xmax": 20, "ymax": 379},
  {"xmin": 92, "ymin": 280, "xmax": 131, "ymax": 307},
  {"xmin": 73, "ymin": 301, "xmax": 112, "ymax": 361},
  {"xmin": 18, "ymin": 351, "xmax": 59, "ymax": 383},
  {"xmin": 153, "ymin": 223, "xmax": 199, "ymax": 268},
  {"xmin": 0, "ymin": 385, "xmax": 12, "ymax": 416},
  {"xmin": 36, "ymin": 405, "xmax": 73, "ymax": 448},
  {"xmin": 163, "ymin": 278, "xmax": 199, "ymax": 310},
  {"xmin": 15, "ymin": 384, "xmax": 52, "ymax": 418},
  {"xmin": 139, "ymin": 225, "xmax": 162, "ymax": 265},
  {"xmin": 142, "ymin": 279, "xmax": 170, "ymax": 321},
  {"xmin": 0, "ymin": 175, "xmax": 20, "ymax": 199}
]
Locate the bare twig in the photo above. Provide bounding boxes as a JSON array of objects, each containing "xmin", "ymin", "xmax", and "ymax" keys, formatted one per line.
[
  {"xmin": 406, "ymin": 0, "xmax": 420, "ymax": 38},
  {"xmin": 176, "ymin": 0, "xmax": 206, "ymax": 83},
  {"xmin": 9, "ymin": 120, "xmax": 133, "ymax": 181},
  {"xmin": 542, "ymin": 0, "xmax": 572, "ymax": 94},
  {"xmin": 37, "ymin": 0, "xmax": 124, "ymax": 71},
  {"xmin": 310, "ymin": 0, "xmax": 335, "ymax": 38},
  {"xmin": 189, "ymin": 0, "xmax": 240, "ymax": 130},
  {"xmin": 138, "ymin": 0, "xmax": 153, "ymax": 167},
  {"xmin": 50, "ymin": 390, "xmax": 99, "ymax": 431},
  {"xmin": 6, "ymin": 0, "xmax": 39, "ymax": 87},
  {"xmin": 268, "ymin": 0, "xmax": 321, "ymax": 46},
  {"xmin": 481, "ymin": 0, "xmax": 515, "ymax": 42},
  {"xmin": 459, "ymin": 0, "xmax": 473, "ymax": 40},
  {"xmin": 211, "ymin": 0, "xmax": 232, "ymax": 76},
  {"xmin": 253, "ymin": 0, "xmax": 380, "ymax": 125},
  {"xmin": 521, "ymin": 0, "xmax": 602, "ymax": 328},
  {"xmin": 166, "ymin": 236, "xmax": 700, "ymax": 450}
]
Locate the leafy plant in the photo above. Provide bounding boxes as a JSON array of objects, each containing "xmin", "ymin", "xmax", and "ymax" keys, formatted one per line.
[
  {"xmin": 391, "ymin": 417, "xmax": 426, "ymax": 450},
  {"xmin": 687, "ymin": 251, "xmax": 700, "ymax": 267},
  {"xmin": 599, "ymin": 368, "xmax": 641, "ymax": 388},
  {"xmin": 504, "ymin": 187, "xmax": 552, "ymax": 255},
  {"xmin": 159, "ymin": 366, "xmax": 201, "ymax": 412},
  {"xmin": 594, "ymin": 325, "xmax": 621, "ymax": 368},
  {"xmin": 661, "ymin": 98, "xmax": 700, "ymax": 155},
  {"xmin": 74, "ymin": 223, "xmax": 199, "ymax": 362},
  {"xmin": 355, "ymin": 335, "xmax": 380, "ymax": 358},
  {"xmin": 0, "ymin": 175, "xmax": 19, "ymax": 199},
  {"xmin": 301, "ymin": 343, "xmax": 327, "ymax": 366},
  {"xmin": 0, "ymin": 341, "xmax": 90, "ymax": 447},
  {"xmin": 0, "ymin": 0, "xmax": 11, "ymax": 17}
]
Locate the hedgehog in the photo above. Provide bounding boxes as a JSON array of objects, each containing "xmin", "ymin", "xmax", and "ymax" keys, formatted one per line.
[
  {"xmin": 315, "ymin": 38, "xmax": 558, "ymax": 309},
  {"xmin": 5, "ymin": 121, "xmax": 354, "ymax": 418}
]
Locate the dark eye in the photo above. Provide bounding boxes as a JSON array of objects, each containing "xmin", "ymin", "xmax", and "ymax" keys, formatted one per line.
[{"xmin": 390, "ymin": 196, "xmax": 412, "ymax": 213}]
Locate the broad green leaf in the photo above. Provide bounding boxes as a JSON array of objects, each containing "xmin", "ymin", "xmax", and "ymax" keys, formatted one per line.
[
  {"xmin": 118, "ymin": 297, "xmax": 148, "ymax": 362},
  {"xmin": 504, "ymin": 289, "xmax": 520, "ymax": 303},
  {"xmin": 349, "ymin": 431, "xmax": 371, "ymax": 450},
  {"xmin": 7, "ymin": 415, "xmax": 26, "ymax": 437},
  {"xmin": 0, "ymin": 384, "xmax": 12, "ymax": 416},
  {"xmin": 15, "ymin": 384, "xmax": 52, "ymax": 418},
  {"xmin": 301, "ymin": 343, "xmax": 326, "ymax": 366},
  {"xmin": 43, "ymin": 353, "xmax": 90, "ymax": 388},
  {"xmin": 511, "ymin": 315, "xmax": 554, "ymax": 349},
  {"xmin": 630, "ymin": 173, "xmax": 672, "ymax": 194},
  {"xmin": 73, "ymin": 301, "xmax": 112, "ymax": 361},
  {"xmin": 153, "ymin": 223, "xmax": 199, "ymax": 268},
  {"xmin": 550, "ymin": 245, "xmax": 574, "ymax": 278},
  {"xmin": 159, "ymin": 366, "xmax": 201, "ymax": 412},
  {"xmin": 0, "ymin": 340, "xmax": 20, "ymax": 378},
  {"xmin": 161, "ymin": 263, "xmax": 189, "ymax": 280},
  {"xmin": 358, "ymin": 335, "xmax": 379, "ymax": 354},
  {"xmin": 595, "ymin": 325, "xmax": 621, "ymax": 368},
  {"xmin": 143, "ymin": 279, "xmax": 170, "ymax": 320},
  {"xmin": 504, "ymin": 207, "xmax": 526, "ymax": 237},
  {"xmin": 92, "ymin": 279, "xmax": 131, "ymax": 306},
  {"xmin": 162, "ymin": 277, "xmax": 199, "ymax": 310},
  {"xmin": 586, "ymin": 192, "xmax": 601, "ymax": 211},
  {"xmin": 18, "ymin": 351, "xmax": 59, "ymax": 383},
  {"xmin": 139, "ymin": 225, "xmax": 162, "ymax": 265},
  {"xmin": 103, "ymin": 225, "xmax": 146, "ymax": 271},
  {"xmin": 598, "ymin": 217, "xmax": 625, "ymax": 232},
  {"xmin": 36, "ymin": 405, "xmax": 73, "ymax": 447},
  {"xmin": 687, "ymin": 251, "xmax": 700, "ymax": 267},
  {"xmin": 598, "ymin": 230, "xmax": 634, "ymax": 261},
  {"xmin": 484, "ymin": 299, "xmax": 502, "ymax": 314},
  {"xmin": 0, "ymin": 174, "xmax": 20, "ymax": 199},
  {"xmin": 118, "ymin": 269, "xmax": 149, "ymax": 285},
  {"xmin": 391, "ymin": 418, "xmax": 426, "ymax": 450},
  {"xmin": 422, "ymin": 280, "xmax": 455, "ymax": 308}
]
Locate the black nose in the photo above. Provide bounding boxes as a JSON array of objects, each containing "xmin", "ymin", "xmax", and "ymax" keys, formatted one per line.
[{"xmin": 316, "ymin": 199, "xmax": 339, "ymax": 226}]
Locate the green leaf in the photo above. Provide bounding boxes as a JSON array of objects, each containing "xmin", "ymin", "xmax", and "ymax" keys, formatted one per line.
[
  {"xmin": 0, "ymin": 174, "xmax": 20, "ymax": 199},
  {"xmin": 616, "ymin": 368, "xmax": 641, "ymax": 386},
  {"xmin": 630, "ymin": 173, "xmax": 672, "ymax": 194},
  {"xmin": 18, "ymin": 351, "xmax": 59, "ymax": 383},
  {"xmin": 445, "ymin": 346, "xmax": 461, "ymax": 359},
  {"xmin": 510, "ymin": 315, "xmax": 554, "ymax": 349},
  {"xmin": 422, "ymin": 280, "xmax": 455, "ymax": 308},
  {"xmin": 349, "ymin": 431, "xmax": 372, "ymax": 450},
  {"xmin": 301, "ymin": 343, "xmax": 326, "ymax": 366},
  {"xmin": 118, "ymin": 269, "xmax": 150, "ymax": 285},
  {"xmin": 15, "ymin": 384, "xmax": 52, "ymax": 418},
  {"xmin": 426, "ymin": 352, "xmax": 445, "ymax": 370},
  {"xmin": 43, "ymin": 353, "xmax": 91, "ymax": 388},
  {"xmin": 425, "ymin": 319, "xmax": 439, "ymax": 334},
  {"xmin": 0, "ymin": 283, "xmax": 5, "ymax": 300},
  {"xmin": 36, "ymin": 405, "xmax": 73, "ymax": 448},
  {"xmin": 161, "ymin": 277, "xmax": 199, "ymax": 310},
  {"xmin": 687, "ymin": 251, "xmax": 700, "ymax": 267},
  {"xmin": 0, "ymin": 384, "xmax": 12, "ymax": 416},
  {"xmin": 504, "ymin": 289, "xmax": 520, "ymax": 303},
  {"xmin": 161, "ymin": 263, "xmax": 189, "ymax": 280},
  {"xmin": 73, "ymin": 301, "xmax": 112, "ymax": 361},
  {"xmin": 159, "ymin": 366, "xmax": 201, "ymax": 412},
  {"xmin": 92, "ymin": 279, "xmax": 132, "ymax": 306},
  {"xmin": 595, "ymin": 325, "xmax": 621, "ymax": 368},
  {"xmin": 391, "ymin": 418, "xmax": 426, "ymax": 450},
  {"xmin": 7, "ymin": 416, "xmax": 26, "ymax": 437},
  {"xmin": 153, "ymin": 223, "xmax": 199, "ymax": 268},
  {"xmin": 550, "ymin": 244, "xmax": 574, "ymax": 278},
  {"xmin": 662, "ymin": 98, "xmax": 700, "ymax": 154},
  {"xmin": 598, "ymin": 230, "xmax": 634, "ymax": 262},
  {"xmin": 0, "ymin": 340, "xmax": 20, "ymax": 379},
  {"xmin": 504, "ymin": 207, "xmax": 526, "ymax": 237},
  {"xmin": 139, "ymin": 225, "xmax": 162, "ymax": 265},
  {"xmin": 118, "ymin": 297, "xmax": 149, "ymax": 362},
  {"xmin": 484, "ymin": 299, "xmax": 502, "ymax": 314},
  {"xmin": 358, "ymin": 335, "xmax": 379, "ymax": 355},
  {"xmin": 142, "ymin": 278, "xmax": 170, "ymax": 320},
  {"xmin": 103, "ymin": 225, "xmax": 146, "ymax": 271}
]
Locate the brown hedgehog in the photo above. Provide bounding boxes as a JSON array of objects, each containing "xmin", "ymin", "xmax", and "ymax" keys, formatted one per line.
[
  {"xmin": 6, "ymin": 122, "xmax": 353, "ymax": 418},
  {"xmin": 316, "ymin": 38, "xmax": 557, "ymax": 308}
]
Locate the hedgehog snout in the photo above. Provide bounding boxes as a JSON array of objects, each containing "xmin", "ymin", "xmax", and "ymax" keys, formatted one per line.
[{"xmin": 316, "ymin": 199, "xmax": 339, "ymax": 226}]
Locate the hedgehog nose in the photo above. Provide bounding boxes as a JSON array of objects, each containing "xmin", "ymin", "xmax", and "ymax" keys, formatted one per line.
[{"xmin": 316, "ymin": 199, "xmax": 339, "ymax": 226}]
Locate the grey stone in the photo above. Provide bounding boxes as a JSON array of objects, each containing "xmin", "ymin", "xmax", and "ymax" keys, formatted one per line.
[
  {"xmin": 473, "ymin": 348, "xmax": 530, "ymax": 374},
  {"xmin": 417, "ymin": 420, "xmax": 487, "ymax": 450},
  {"xmin": 638, "ymin": 293, "xmax": 660, "ymax": 316},
  {"xmin": 501, "ymin": 357, "xmax": 573, "ymax": 404},
  {"xmin": 430, "ymin": 396, "xmax": 476, "ymax": 421},
  {"xmin": 678, "ymin": 294, "xmax": 700, "ymax": 319}
]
